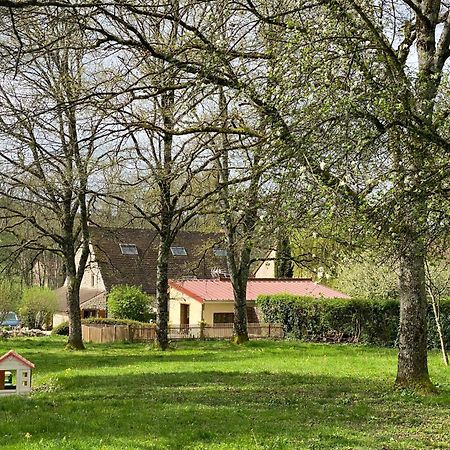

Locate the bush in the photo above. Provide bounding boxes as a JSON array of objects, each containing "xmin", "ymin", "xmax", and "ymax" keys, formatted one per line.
[
  {"xmin": 19, "ymin": 286, "xmax": 57, "ymax": 330},
  {"xmin": 257, "ymin": 294, "xmax": 450, "ymax": 348},
  {"xmin": 107, "ymin": 285, "xmax": 153, "ymax": 322},
  {"xmin": 52, "ymin": 317, "xmax": 155, "ymax": 336},
  {"xmin": 52, "ymin": 321, "xmax": 70, "ymax": 335}
]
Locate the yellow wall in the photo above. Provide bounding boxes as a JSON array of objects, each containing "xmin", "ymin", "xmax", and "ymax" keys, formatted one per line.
[
  {"xmin": 169, "ymin": 287, "xmax": 262, "ymax": 326},
  {"xmin": 53, "ymin": 313, "xmax": 69, "ymax": 327},
  {"xmin": 203, "ymin": 301, "xmax": 258, "ymax": 325},
  {"xmin": 169, "ymin": 288, "xmax": 203, "ymax": 325},
  {"xmin": 203, "ymin": 302, "xmax": 235, "ymax": 325},
  {"xmin": 253, "ymin": 250, "xmax": 276, "ymax": 278}
]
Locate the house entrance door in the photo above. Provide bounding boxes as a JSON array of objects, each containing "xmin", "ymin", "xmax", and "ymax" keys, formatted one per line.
[{"xmin": 180, "ymin": 304, "xmax": 189, "ymax": 331}]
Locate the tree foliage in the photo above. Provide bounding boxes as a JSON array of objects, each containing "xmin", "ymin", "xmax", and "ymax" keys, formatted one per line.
[
  {"xmin": 334, "ymin": 256, "xmax": 398, "ymax": 300},
  {"xmin": 0, "ymin": 279, "xmax": 22, "ymax": 324},
  {"xmin": 19, "ymin": 286, "xmax": 57, "ymax": 329}
]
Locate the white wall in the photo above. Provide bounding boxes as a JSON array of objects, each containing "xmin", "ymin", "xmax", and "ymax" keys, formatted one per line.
[
  {"xmin": 0, "ymin": 359, "xmax": 33, "ymax": 395},
  {"xmin": 78, "ymin": 245, "xmax": 106, "ymax": 291},
  {"xmin": 53, "ymin": 313, "xmax": 69, "ymax": 327}
]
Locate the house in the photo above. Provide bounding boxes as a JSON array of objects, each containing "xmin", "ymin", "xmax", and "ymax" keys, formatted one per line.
[
  {"xmin": 0, "ymin": 350, "xmax": 34, "ymax": 396},
  {"xmin": 168, "ymin": 277, "xmax": 350, "ymax": 327},
  {"xmin": 53, "ymin": 288, "xmax": 107, "ymax": 326},
  {"xmin": 53, "ymin": 227, "xmax": 228, "ymax": 325}
]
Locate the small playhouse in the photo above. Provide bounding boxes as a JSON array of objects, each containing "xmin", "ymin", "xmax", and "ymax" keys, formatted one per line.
[{"xmin": 0, "ymin": 350, "xmax": 34, "ymax": 396}]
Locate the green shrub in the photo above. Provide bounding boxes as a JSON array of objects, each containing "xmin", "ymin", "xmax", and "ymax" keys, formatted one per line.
[
  {"xmin": 52, "ymin": 321, "xmax": 69, "ymax": 335},
  {"xmin": 19, "ymin": 286, "xmax": 57, "ymax": 329},
  {"xmin": 107, "ymin": 285, "xmax": 153, "ymax": 322},
  {"xmin": 257, "ymin": 294, "xmax": 450, "ymax": 348},
  {"xmin": 52, "ymin": 317, "xmax": 155, "ymax": 336},
  {"xmin": 82, "ymin": 317, "xmax": 155, "ymax": 327}
]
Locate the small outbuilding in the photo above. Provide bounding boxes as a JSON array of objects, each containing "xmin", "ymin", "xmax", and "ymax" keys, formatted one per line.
[
  {"xmin": 0, "ymin": 350, "xmax": 35, "ymax": 396},
  {"xmin": 169, "ymin": 277, "xmax": 350, "ymax": 327}
]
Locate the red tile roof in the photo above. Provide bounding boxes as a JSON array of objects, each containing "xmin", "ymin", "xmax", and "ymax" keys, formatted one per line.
[
  {"xmin": 169, "ymin": 278, "xmax": 350, "ymax": 303},
  {"xmin": 0, "ymin": 350, "xmax": 35, "ymax": 369}
]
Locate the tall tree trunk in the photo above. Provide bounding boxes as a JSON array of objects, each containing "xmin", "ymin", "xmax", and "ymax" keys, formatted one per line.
[
  {"xmin": 230, "ymin": 267, "xmax": 249, "ymax": 344},
  {"xmin": 154, "ymin": 36, "xmax": 176, "ymax": 350},
  {"xmin": 63, "ymin": 225, "xmax": 86, "ymax": 350},
  {"xmin": 66, "ymin": 273, "xmax": 84, "ymax": 350},
  {"xmin": 156, "ymin": 237, "xmax": 171, "ymax": 350},
  {"xmin": 395, "ymin": 241, "xmax": 433, "ymax": 391}
]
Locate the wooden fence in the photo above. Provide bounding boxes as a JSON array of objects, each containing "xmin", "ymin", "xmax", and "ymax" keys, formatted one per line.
[{"xmin": 81, "ymin": 323, "xmax": 283, "ymax": 344}]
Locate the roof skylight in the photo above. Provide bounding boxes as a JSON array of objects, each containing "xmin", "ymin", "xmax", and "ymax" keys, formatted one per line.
[
  {"xmin": 170, "ymin": 246, "xmax": 187, "ymax": 256},
  {"xmin": 119, "ymin": 244, "xmax": 138, "ymax": 255}
]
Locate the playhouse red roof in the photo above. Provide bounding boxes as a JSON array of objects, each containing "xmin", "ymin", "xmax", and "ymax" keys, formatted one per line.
[
  {"xmin": 0, "ymin": 350, "xmax": 35, "ymax": 368},
  {"xmin": 169, "ymin": 278, "xmax": 350, "ymax": 303}
]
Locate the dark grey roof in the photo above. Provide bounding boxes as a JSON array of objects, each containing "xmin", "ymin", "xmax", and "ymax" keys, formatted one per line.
[
  {"xmin": 55, "ymin": 287, "xmax": 106, "ymax": 312},
  {"xmin": 89, "ymin": 227, "xmax": 227, "ymax": 295}
]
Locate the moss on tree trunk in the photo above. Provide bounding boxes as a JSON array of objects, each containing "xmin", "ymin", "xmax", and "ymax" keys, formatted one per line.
[
  {"xmin": 66, "ymin": 276, "xmax": 85, "ymax": 350},
  {"xmin": 395, "ymin": 243, "xmax": 434, "ymax": 393},
  {"xmin": 232, "ymin": 279, "xmax": 249, "ymax": 344},
  {"xmin": 156, "ymin": 239, "xmax": 170, "ymax": 351}
]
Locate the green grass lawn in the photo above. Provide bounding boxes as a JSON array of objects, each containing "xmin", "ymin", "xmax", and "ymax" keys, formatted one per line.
[{"xmin": 0, "ymin": 338, "xmax": 449, "ymax": 450}]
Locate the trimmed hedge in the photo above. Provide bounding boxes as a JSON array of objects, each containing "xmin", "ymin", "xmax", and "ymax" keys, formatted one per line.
[
  {"xmin": 52, "ymin": 317, "xmax": 155, "ymax": 336},
  {"xmin": 82, "ymin": 317, "xmax": 155, "ymax": 327},
  {"xmin": 257, "ymin": 294, "xmax": 450, "ymax": 348}
]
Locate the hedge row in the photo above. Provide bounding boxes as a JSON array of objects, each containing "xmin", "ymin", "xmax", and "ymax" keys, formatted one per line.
[
  {"xmin": 257, "ymin": 294, "xmax": 450, "ymax": 348},
  {"xmin": 52, "ymin": 317, "xmax": 155, "ymax": 336}
]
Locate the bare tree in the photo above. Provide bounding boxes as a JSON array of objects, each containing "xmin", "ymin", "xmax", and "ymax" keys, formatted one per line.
[
  {"xmin": 214, "ymin": 88, "xmax": 267, "ymax": 343},
  {"xmin": 0, "ymin": 8, "xmax": 108, "ymax": 348},
  {"xmin": 87, "ymin": 1, "xmax": 260, "ymax": 349}
]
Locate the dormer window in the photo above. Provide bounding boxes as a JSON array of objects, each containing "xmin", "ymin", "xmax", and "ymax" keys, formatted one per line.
[
  {"xmin": 119, "ymin": 244, "xmax": 138, "ymax": 255},
  {"xmin": 170, "ymin": 246, "xmax": 187, "ymax": 256},
  {"xmin": 213, "ymin": 248, "xmax": 227, "ymax": 257}
]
